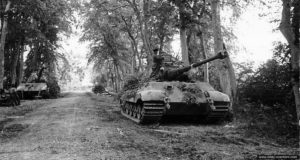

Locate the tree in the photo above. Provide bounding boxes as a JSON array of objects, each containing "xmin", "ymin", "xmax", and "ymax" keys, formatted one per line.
[
  {"xmin": 279, "ymin": 0, "xmax": 300, "ymax": 125},
  {"xmin": 168, "ymin": 0, "xmax": 193, "ymax": 66},
  {"xmin": 22, "ymin": 0, "xmax": 72, "ymax": 84},
  {"xmin": 0, "ymin": 0, "xmax": 73, "ymax": 98},
  {"xmin": 81, "ymin": 0, "xmax": 134, "ymax": 91},
  {"xmin": 82, "ymin": 0, "xmax": 245, "ymax": 97},
  {"xmin": 0, "ymin": 0, "xmax": 11, "ymax": 89},
  {"xmin": 82, "ymin": 0, "xmax": 179, "ymax": 91},
  {"xmin": 124, "ymin": 0, "xmax": 153, "ymax": 71},
  {"xmin": 211, "ymin": 0, "xmax": 237, "ymax": 106},
  {"xmin": 240, "ymin": 55, "xmax": 292, "ymax": 106}
]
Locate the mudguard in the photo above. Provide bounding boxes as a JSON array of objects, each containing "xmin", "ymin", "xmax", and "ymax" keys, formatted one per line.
[{"xmin": 207, "ymin": 91, "xmax": 230, "ymax": 102}]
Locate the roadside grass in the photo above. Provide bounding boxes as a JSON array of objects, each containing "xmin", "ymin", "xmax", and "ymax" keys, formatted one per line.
[{"xmin": 0, "ymin": 100, "xmax": 50, "ymax": 140}]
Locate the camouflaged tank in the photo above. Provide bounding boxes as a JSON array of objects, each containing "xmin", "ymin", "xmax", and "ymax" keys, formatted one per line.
[
  {"xmin": 16, "ymin": 83, "xmax": 49, "ymax": 99},
  {"xmin": 120, "ymin": 51, "xmax": 232, "ymax": 124}
]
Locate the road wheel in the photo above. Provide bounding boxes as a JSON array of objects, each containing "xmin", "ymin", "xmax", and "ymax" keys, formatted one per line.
[
  {"xmin": 137, "ymin": 103, "xmax": 145, "ymax": 123},
  {"xmin": 136, "ymin": 105, "xmax": 141, "ymax": 119},
  {"xmin": 130, "ymin": 104, "xmax": 134, "ymax": 117},
  {"xmin": 125, "ymin": 103, "xmax": 130, "ymax": 115}
]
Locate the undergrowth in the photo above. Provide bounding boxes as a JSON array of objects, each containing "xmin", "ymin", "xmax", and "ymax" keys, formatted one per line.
[{"xmin": 235, "ymin": 102, "xmax": 299, "ymax": 147}]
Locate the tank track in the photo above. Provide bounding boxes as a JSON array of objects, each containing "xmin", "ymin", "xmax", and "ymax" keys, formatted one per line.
[
  {"xmin": 121, "ymin": 101, "xmax": 165, "ymax": 124},
  {"xmin": 205, "ymin": 106, "xmax": 230, "ymax": 123},
  {"xmin": 205, "ymin": 111, "xmax": 227, "ymax": 121}
]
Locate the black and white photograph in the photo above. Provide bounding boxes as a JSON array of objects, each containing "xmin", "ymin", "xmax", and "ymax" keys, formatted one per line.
[{"xmin": 0, "ymin": 0, "xmax": 299, "ymax": 159}]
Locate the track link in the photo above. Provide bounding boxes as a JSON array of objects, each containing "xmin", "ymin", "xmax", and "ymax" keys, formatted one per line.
[{"xmin": 121, "ymin": 101, "xmax": 165, "ymax": 124}]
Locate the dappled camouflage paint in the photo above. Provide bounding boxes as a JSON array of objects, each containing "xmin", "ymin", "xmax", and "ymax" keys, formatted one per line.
[
  {"xmin": 120, "ymin": 51, "xmax": 232, "ymax": 124},
  {"xmin": 125, "ymin": 81, "xmax": 230, "ymax": 116}
]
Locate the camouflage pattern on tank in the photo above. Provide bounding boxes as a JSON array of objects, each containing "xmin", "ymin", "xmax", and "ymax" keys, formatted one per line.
[{"xmin": 120, "ymin": 51, "xmax": 232, "ymax": 124}]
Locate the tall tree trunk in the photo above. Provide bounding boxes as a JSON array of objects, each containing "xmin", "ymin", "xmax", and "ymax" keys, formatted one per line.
[
  {"xmin": 126, "ymin": 0, "xmax": 152, "ymax": 69},
  {"xmin": 17, "ymin": 46, "xmax": 24, "ymax": 86},
  {"xmin": 10, "ymin": 50, "xmax": 19, "ymax": 87},
  {"xmin": 120, "ymin": 15, "xmax": 140, "ymax": 73},
  {"xmin": 159, "ymin": 35, "xmax": 164, "ymax": 54},
  {"xmin": 279, "ymin": 0, "xmax": 300, "ymax": 125},
  {"xmin": 37, "ymin": 67, "xmax": 45, "ymax": 82},
  {"xmin": 116, "ymin": 65, "xmax": 123, "ymax": 91},
  {"xmin": 130, "ymin": 43, "xmax": 137, "ymax": 73},
  {"xmin": 112, "ymin": 65, "xmax": 118, "ymax": 92},
  {"xmin": 11, "ymin": 42, "xmax": 23, "ymax": 87},
  {"xmin": 179, "ymin": 27, "xmax": 189, "ymax": 66},
  {"xmin": 178, "ymin": 1, "xmax": 189, "ymax": 66},
  {"xmin": 142, "ymin": 0, "xmax": 153, "ymax": 73},
  {"xmin": 0, "ymin": 0, "xmax": 11, "ymax": 89},
  {"xmin": 211, "ymin": 0, "xmax": 237, "ymax": 105},
  {"xmin": 290, "ymin": 46, "xmax": 300, "ymax": 124},
  {"xmin": 136, "ymin": 49, "xmax": 143, "ymax": 72},
  {"xmin": 199, "ymin": 31, "xmax": 209, "ymax": 82},
  {"xmin": 107, "ymin": 65, "xmax": 113, "ymax": 91}
]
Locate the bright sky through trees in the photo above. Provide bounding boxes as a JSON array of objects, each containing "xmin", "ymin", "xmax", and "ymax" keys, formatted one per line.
[
  {"xmin": 172, "ymin": 4, "xmax": 285, "ymax": 68},
  {"xmin": 59, "ymin": 31, "xmax": 93, "ymax": 88},
  {"xmin": 61, "ymin": 3, "xmax": 285, "ymax": 87},
  {"xmin": 234, "ymin": 5, "xmax": 285, "ymax": 66}
]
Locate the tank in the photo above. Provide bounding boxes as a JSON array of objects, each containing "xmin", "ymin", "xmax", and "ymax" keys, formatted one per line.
[
  {"xmin": 16, "ymin": 83, "xmax": 49, "ymax": 99},
  {"xmin": 120, "ymin": 51, "xmax": 232, "ymax": 124}
]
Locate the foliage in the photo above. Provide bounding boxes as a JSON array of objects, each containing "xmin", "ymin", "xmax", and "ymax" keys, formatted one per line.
[
  {"xmin": 237, "ymin": 102, "xmax": 298, "ymax": 147},
  {"xmin": 236, "ymin": 42, "xmax": 298, "ymax": 147},
  {"xmin": 120, "ymin": 73, "xmax": 205, "ymax": 104},
  {"xmin": 239, "ymin": 43, "xmax": 292, "ymax": 106},
  {"xmin": 92, "ymin": 84, "xmax": 105, "ymax": 94},
  {"xmin": 22, "ymin": 0, "xmax": 73, "ymax": 81},
  {"xmin": 80, "ymin": 0, "xmax": 249, "ymax": 93},
  {"xmin": 0, "ymin": 0, "xmax": 74, "ymax": 92},
  {"xmin": 180, "ymin": 84, "xmax": 203, "ymax": 104},
  {"xmin": 92, "ymin": 74, "xmax": 107, "ymax": 87},
  {"xmin": 81, "ymin": 0, "xmax": 134, "ymax": 92},
  {"xmin": 119, "ymin": 73, "xmax": 150, "ymax": 100},
  {"xmin": 203, "ymin": 63, "xmax": 223, "ymax": 92},
  {"xmin": 47, "ymin": 76, "xmax": 61, "ymax": 98},
  {"xmin": 122, "ymin": 75, "xmax": 140, "ymax": 91}
]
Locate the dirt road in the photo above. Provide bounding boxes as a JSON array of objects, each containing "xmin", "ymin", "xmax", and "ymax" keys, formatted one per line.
[{"xmin": 0, "ymin": 92, "xmax": 298, "ymax": 160}]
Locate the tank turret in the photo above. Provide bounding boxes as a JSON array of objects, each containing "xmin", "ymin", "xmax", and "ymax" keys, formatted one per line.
[{"xmin": 156, "ymin": 51, "xmax": 228, "ymax": 81}]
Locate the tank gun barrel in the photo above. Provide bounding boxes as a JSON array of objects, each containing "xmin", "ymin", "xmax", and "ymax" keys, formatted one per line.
[
  {"xmin": 159, "ymin": 51, "xmax": 228, "ymax": 81},
  {"xmin": 191, "ymin": 50, "xmax": 228, "ymax": 68}
]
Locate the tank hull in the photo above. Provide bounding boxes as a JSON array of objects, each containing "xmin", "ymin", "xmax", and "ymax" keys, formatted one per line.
[
  {"xmin": 120, "ymin": 81, "xmax": 231, "ymax": 124},
  {"xmin": 16, "ymin": 83, "xmax": 48, "ymax": 99}
]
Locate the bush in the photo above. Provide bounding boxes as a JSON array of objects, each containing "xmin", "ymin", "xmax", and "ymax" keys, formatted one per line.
[
  {"xmin": 236, "ymin": 43, "xmax": 298, "ymax": 147},
  {"xmin": 122, "ymin": 75, "xmax": 140, "ymax": 91},
  {"xmin": 47, "ymin": 79, "xmax": 60, "ymax": 98},
  {"xmin": 92, "ymin": 84, "xmax": 105, "ymax": 94},
  {"xmin": 119, "ymin": 73, "xmax": 150, "ymax": 99},
  {"xmin": 238, "ymin": 42, "xmax": 292, "ymax": 106},
  {"xmin": 239, "ymin": 59, "xmax": 292, "ymax": 106},
  {"xmin": 236, "ymin": 102, "xmax": 299, "ymax": 146}
]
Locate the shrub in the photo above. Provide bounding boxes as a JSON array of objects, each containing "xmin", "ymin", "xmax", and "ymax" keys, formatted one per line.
[
  {"xmin": 236, "ymin": 102, "xmax": 299, "ymax": 146},
  {"xmin": 92, "ymin": 84, "xmax": 105, "ymax": 94},
  {"xmin": 236, "ymin": 43, "xmax": 298, "ymax": 147},
  {"xmin": 47, "ymin": 79, "xmax": 61, "ymax": 98},
  {"xmin": 119, "ymin": 73, "xmax": 150, "ymax": 99}
]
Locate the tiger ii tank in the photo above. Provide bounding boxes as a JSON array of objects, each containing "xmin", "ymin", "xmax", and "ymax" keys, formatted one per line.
[{"xmin": 120, "ymin": 51, "xmax": 232, "ymax": 124}]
